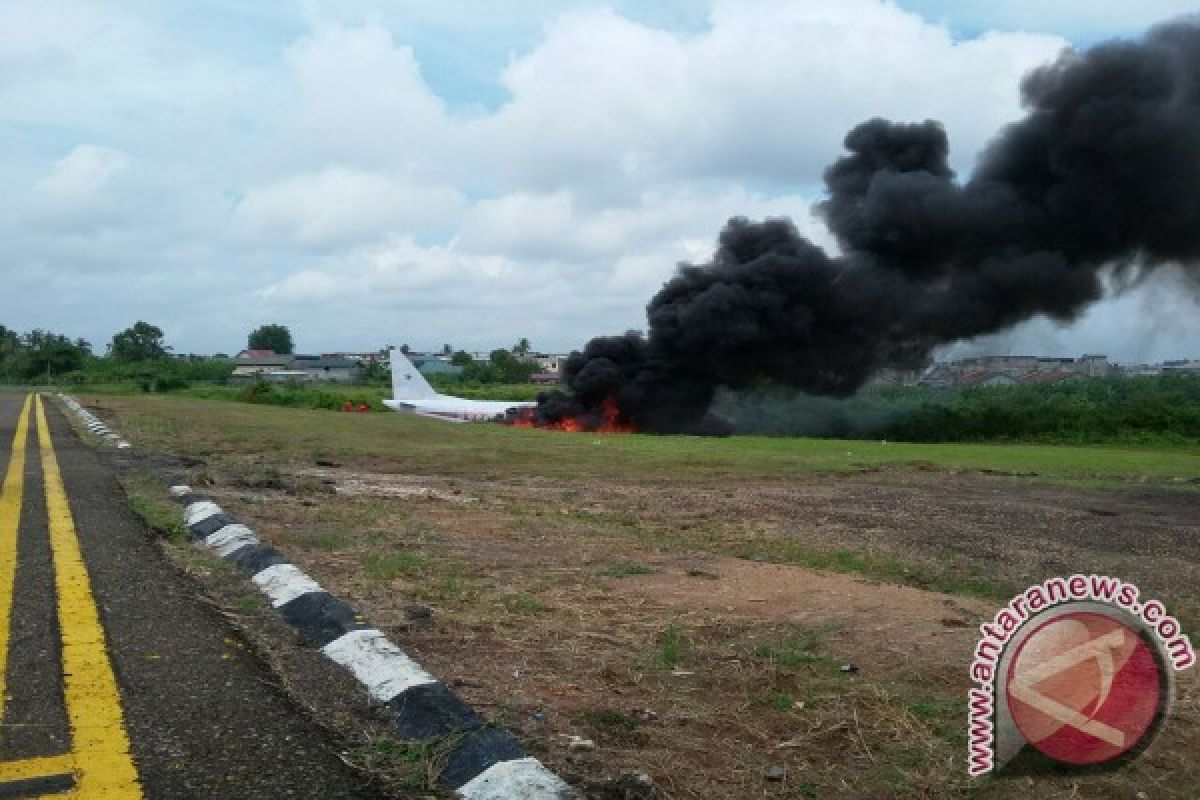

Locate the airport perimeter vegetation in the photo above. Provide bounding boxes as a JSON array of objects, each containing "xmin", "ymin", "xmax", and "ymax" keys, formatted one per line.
[
  {"xmin": 15, "ymin": 370, "xmax": 1200, "ymax": 446},
  {"xmin": 43, "ymin": 389, "xmax": 1198, "ymax": 492}
]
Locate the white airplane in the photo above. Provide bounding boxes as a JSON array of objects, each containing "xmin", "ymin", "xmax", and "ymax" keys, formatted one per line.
[{"xmin": 382, "ymin": 348, "xmax": 537, "ymax": 422}]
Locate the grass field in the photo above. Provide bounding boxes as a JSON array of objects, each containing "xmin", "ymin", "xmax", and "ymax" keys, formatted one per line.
[
  {"xmin": 80, "ymin": 392, "xmax": 1200, "ymax": 798},
  {"xmin": 81, "ymin": 393, "xmax": 1200, "ymax": 485}
]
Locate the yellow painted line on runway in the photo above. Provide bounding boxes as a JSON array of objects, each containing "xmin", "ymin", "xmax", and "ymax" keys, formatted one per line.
[
  {"xmin": 35, "ymin": 394, "xmax": 142, "ymax": 798},
  {"xmin": 0, "ymin": 751, "xmax": 74, "ymax": 781},
  {"xmin": 0, "ymin": 393, "xmax": 31, "ymax": 726}
]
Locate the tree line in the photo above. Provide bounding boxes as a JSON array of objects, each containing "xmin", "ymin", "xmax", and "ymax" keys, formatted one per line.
[
  {"xmin": 1, "ymin": 322, "xmax": 541, "ymax": 390},
  {"xmin": 0, "ymin": 321, "xmax": 284, "ymax": 389},
  {"xmin": 392, "ymin": 340, "xmax": 542, "ymax": 385}
]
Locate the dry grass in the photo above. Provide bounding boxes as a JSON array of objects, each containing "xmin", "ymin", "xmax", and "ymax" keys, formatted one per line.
[{"xmin": 95, "ymin": 394, "xmax": 1200, "ymax": 798}]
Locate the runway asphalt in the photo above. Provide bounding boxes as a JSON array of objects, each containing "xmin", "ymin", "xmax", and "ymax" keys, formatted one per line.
[{"xmin": 0, "ymin": 391, "xmax": 382, "ymax": 799}]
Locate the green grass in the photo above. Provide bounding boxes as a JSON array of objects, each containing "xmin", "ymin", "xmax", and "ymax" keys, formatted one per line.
[
  {"xmin": 86, "ymin": 394, "xmax": 1200, "ymax": 487},
  {"xmin": 770, "ymin": 691, "xmax": 796, "ymax": 712},
  {"xmin": 415, "ymin": 564, "xmax": 483, "ymax": 605},
  {"xmin": 344, "ymin": 735, "xmax": 452, "ymax": 790},
  {"xmin": 347, "ymin": 736, "xmax": 433, "ymax": 770},
  {"xmin": 907, "ymin": 697, "xmax": 969, "ymax": 746},
  {"xmin": 734, "ymin": 541, "xmax": 1009, "ymax": 600},
  {"xmin": 361, "ymin": 551, "xmax": 425, "ymax": 581},
  {"xmin": 750, "ymin": 629, "xmax": 832, "ymax": 670},
  {"xmin": 122, "ymin": 473, "xmax": 188, "ymax": 544},
  {"xmin": 292, "ymin": 530, "xmax": 352, "ymax": 551},
  {"xmin": 502, "ymin": 593, "xmax": 549, "ymax": 614},
  {"xmin": 651, "ymin": 622, "xmax": 690, "ymax": 670},
  {"xmin": 229, "ymin": 593, "xmax": 265, "ymax": 612}
]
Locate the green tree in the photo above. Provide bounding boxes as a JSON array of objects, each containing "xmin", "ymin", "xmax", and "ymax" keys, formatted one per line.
[
  {"xmin": 450, "ymin": 350, "xmax": 474, "ymax": 367},
  {"xmin": 247, "ymin": 324, "xmax": 294, "ymax": 354},
  {"xmin": 109, "ymin": 321, "xmax": 169, "ymax": 362},
  {"xmin": 513, "ymin": 337, "xmax": 532, "ymax": 356},
  {"xmin": 488, "ymin": 349, "xmax": 538, "ymax": 383},
  {"xmin": 0, "ymin": 325, "xmax": 19, "ymax": 380},
  {"xmin": 358, "ymin": 359, "xmax": 389, "ymax": 386},
  {"xmin": 11, "ymin": 330, "xmax": 90, "ymax": 382}
]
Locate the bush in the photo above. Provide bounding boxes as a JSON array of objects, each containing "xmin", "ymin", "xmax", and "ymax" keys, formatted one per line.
[
  {"xmin": 236, "ymin": 381, "xmax": 276, "ymax": 404},
  {"xmin": 231, "ymin": 381, "xmax": 387, "ymax": 411},
  {"xmin": 152, "ymin": 375, "xmax": 190, "ymax": 392},
  {"xmin": 714, "ymin": 374, "xmax": 1200, "ymax": 444}
]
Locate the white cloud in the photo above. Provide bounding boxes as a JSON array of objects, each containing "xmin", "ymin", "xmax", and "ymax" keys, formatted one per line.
[
  {"xmin": 233, "ymin": 167, "xmax": 464, "ymax": 248},
  {"xmin": 257, "ymin": 235, "xmax": 517, "ymax": 304},
  {"xmin": 467, "ymin": 0, "xmax": 1064, "ymax": 195},
  {"xmin": 457, "ymin": 184, "xmax": 832, "ymax": 265},
  {"xmin": 275, "ymin": 21, "xmax": 456, "ymax": 173},
  {"xmin": 34, "ymin": 144, "xmax": 130, "ymax": 200}
]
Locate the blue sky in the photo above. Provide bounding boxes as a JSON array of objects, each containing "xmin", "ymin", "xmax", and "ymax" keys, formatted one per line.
[{"xmin": 3, "ymin": 1, "xmax": 1198, "ymax": 360}]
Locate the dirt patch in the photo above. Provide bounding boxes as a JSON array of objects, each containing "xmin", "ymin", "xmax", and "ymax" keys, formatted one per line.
[
  {"xmin": 186, "ymin": 466, "xmax": 1200, "ymax": 799},
  {"xmin": 620, "ymin": 557, "xmax": 989, "ymax": 668},
  {"xmin": 297, "ymin": 467, "xmax": 479, "ymax": 503}
]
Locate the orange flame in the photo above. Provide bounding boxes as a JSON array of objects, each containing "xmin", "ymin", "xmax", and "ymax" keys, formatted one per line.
[{"xmin": 506, "ymin": 395, "xmax": 635, "ymax": 433}]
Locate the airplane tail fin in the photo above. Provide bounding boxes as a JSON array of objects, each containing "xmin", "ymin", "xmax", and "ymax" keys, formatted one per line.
[{"xmin": 390, "ymin": 348, "xmax": 439, "ymax": 401}]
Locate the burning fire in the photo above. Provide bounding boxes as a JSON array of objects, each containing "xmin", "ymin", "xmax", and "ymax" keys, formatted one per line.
[{"xmin": 507, "ymin": 395, "xmax": 636, "ymax": 433}]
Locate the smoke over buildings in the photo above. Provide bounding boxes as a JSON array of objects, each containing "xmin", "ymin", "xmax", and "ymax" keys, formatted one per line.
[{"xmin": 531, "ymin": 16, "xmax": 1200, "ymax": 433}]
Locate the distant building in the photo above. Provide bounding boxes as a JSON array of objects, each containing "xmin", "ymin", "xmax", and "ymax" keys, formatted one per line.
[
  {"xmin": 412, "ymin": 358, "xmax": 463, "ymax": 378},
  {"xmin": 865, "ymin": 366, "xmax": 922, "ymax": 387},
  {"xmin": 957, "ymin": 370, "xmax": 1019, "ymax": 388},
  {"xmin": 292, "ymin": 356, "xmax": 363, "ymax": 383},
  {"xmin": 232, "ymin": 353, "xmax": 292, "ymax": 380},
  {"xmin": 961, "ymin": 355, "xmax": 1038, "ymax": 373},
  {"xmin": 345, "ymin": 349, "xmax": 388, "ymax": 364},
  {"xmin": 922, "ymin": 353, "xmax": 1122, "ymax": 386},
  {"xmin": 1077, "ymin": 354, "xmax": 1111, "ymax": 377},
  {"xmin": 918, "ymin": 364, "xmax": 957, "ymax": 389},
  {"xmin": 231, "ymin": 353, "xmax": 362, "ymax": 383},
  {"xmin": 531, "ymin": 354, "xmax": 567, "ymax": 375},
  {"xmin": 1035, "ymin": 357, "xmax": 1075, "ymax": 372},
  {"xmin": 257, "ymin": 371, "xmax": 310, "ymax": 384},
  {"xmin": 1163, "ymin": 359, "xmax": 1200, "ymax": 374},
  {"xmin": 1021, "ymin": 370, "xmax": 1080, "ymax": 385}
]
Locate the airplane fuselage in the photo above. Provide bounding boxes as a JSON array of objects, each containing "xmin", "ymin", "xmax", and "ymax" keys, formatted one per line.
[{"xmin": 382, "ymin": 395, "xmax": 534, "ymax": 423}]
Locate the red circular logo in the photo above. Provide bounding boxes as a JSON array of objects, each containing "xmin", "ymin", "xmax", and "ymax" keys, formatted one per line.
[{"xmin": 1006, "ymin": 612, "xmax": 1165, "ymax": 765}]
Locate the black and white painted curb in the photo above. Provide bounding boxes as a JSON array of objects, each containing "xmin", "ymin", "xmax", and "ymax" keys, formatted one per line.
[
  {"xmin": 57, "ymin": 394, "xmax": 132, "ymax": 449},
  {"xmin": 168, "ymin": 485, "xmax": 577, "ymax": 800}
]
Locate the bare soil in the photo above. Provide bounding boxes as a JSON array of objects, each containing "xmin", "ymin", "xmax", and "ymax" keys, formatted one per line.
[{"xmin": 193, "ymin": 465, "xmax": 1200, "ymax": 799}]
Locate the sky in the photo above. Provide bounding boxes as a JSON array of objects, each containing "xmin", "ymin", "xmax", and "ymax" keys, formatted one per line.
[{"xmin": 3, "ymin": 0, "xmax": 1199, "ymax": 362}]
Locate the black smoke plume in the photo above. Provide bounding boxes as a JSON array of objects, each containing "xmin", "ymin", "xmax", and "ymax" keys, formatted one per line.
[{"xmin": 533, "ymin": 16, "xmax": 1200, "ymax": 434}]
